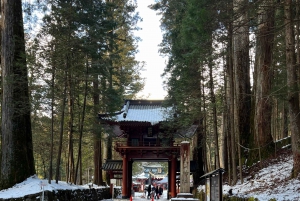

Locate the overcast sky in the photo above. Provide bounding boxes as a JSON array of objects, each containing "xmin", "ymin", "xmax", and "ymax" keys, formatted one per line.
[{"xmin": 135, "ymin": 0, "xmax": 167, "ymax": 100}]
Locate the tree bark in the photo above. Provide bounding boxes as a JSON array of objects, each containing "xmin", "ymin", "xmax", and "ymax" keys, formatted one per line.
[
  {"xmin": 284, "ymin": 0, "xmax": 300, "ymax": 178},
  {"xmin": 66, "ymin": 61, "xmax": 75, "ymax": 183},
  {"xmin": 55, "ymin": 72, "xmax": 67, "ymax": 183},
  {"xmin": 75, "ymin": 57, "xmax": 89, "ymax": 184},
  {"xmin": 296, "ymin": 0, "xmax": 300, "ymax": 103},
  {"xmin": 254, "ymin": 0, "xmax": 275, "ymax": 161},
  {"xmin": 1, "ymin": 0, "xmax": 35, "ymax": 189},
  {"xmin": 223, "ymin": 0, "xmax": 234, "ymax": 185},
  {"xmin": 93, "ymin": 61, "xmax": 103, "ymax": 185},
  {"xmin": 49, "ymin": 61, "xmax": 55, "ymax": 184},
  {"xmin": 232, "ymin": 0, "xmax": 251, "ymax": 184},
  {"xmin": 208, "ymin": 46, "xmax": 220, "ymax": 169}
]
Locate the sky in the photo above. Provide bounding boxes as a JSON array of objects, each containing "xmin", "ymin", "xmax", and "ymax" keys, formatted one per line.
[
  {"xmin": 134, "ymin": 0, "xmax": 167, "ymax": 100},
  {"xmin": 0, "ymin": 150, "xmax": 299, "ymax": 200}
]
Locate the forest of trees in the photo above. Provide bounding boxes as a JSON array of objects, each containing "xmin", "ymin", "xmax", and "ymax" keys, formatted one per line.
[
  {"xmin": 1, "ymin": 0, "xmax": 300, "ymax": 190},
  {"xmin": 152, "ymin": 0, "xmax": 300, "ymax": 185},
  {"xmin": 1, "ymin": 0, "xmax": 144, "ymax": 189}
]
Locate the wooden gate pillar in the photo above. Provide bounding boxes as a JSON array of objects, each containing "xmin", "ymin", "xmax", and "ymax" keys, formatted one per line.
[
  {"xmin": 128, "ymin": 160, "xmax": 133, "ymax": 198},
  {"xmin": 122, "ymin": 154, "xmax": 128, "ymax": 198},
  {"xmin": 170, "ymin": 155, "xmax": 177, "ymax": 198}
]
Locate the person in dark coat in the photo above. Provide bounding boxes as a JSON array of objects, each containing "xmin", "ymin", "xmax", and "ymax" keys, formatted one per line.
[
  {"xmin": 147, "ymin": 184, "xmax": 151, "ymax": 199},
  {"xmin": 155, "ymin": 186, "xmax": 159, "ymax": 199},
  {"xmin": 152, "ymin": 186, "xmax": 156, "ymax": 198},
  {"xmin": 158, "ymin": 186, "xmax": 163, "ymax": 198}
]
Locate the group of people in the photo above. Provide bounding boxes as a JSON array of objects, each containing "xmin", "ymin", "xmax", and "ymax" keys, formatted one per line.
[{"xmin": 145, "ymin": 184, "xmax": 163, "ymax": 199}]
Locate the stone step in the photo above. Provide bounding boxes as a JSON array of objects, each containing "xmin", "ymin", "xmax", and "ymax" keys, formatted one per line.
[
  {"xmin": 171, "ymin": 198, "xmax": 199, "ymax": 201},
  {"xmin": 176, "ymin": 193, "xmax": 194, "ymax": 198}
]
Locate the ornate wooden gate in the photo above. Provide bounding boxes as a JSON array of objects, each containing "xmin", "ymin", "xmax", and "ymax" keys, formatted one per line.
[{"xmin": 99, "ymin": 100, "xmax": 181, "ymax": 198}]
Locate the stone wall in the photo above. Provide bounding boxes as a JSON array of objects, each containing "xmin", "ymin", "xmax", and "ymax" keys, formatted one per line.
[{"xmin": 0, "ymin": 187, "xmax": 111, "ymax": 201}]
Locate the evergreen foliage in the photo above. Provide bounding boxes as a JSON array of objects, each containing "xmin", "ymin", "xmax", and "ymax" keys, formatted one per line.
[
  {"xmin": 22, "ymin": 0, "xmax": 144, "ymax": 184},
  {"xmin": 4, "ymin": 0, "xmax": 300, "ymax": 189},
  {"xmin": 151, "ymin": 0, "xmax": 300, "ymax": 183}
]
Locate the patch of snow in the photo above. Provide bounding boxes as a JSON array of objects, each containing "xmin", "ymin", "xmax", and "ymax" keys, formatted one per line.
[
  {"xmin": 199, "ymin": 154, "xmax": 300, "ymax": 201},
  {"xmin": 0, "ymin": 175, "xmax": 104, "ymax": 199}
]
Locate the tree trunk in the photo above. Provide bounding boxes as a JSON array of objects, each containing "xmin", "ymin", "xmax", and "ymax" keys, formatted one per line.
[
  {"xmin": 75, "ymin": 57, "xmax": 89, "ymax": 184},
  {"xmin": 282, "ymin": 104, "xmax": 288, "ymax": 138},
  {"xmin": 67, "ymin": 61, "xmax": 75, "ymax": 183},
  {"xmin": 296, "ymin": 0, "xmax": 300, "ymax": 103},
  {"xmin": 208, "ymin": 47, "xmax": 220, "ymax": 169},
  {"xmin": 55, "ymin": 72, "xmax": 67, "ymax": 183},
  {"xmin": 49, "ymin": 63, "xmax": 55, "ymax": 184},
  {"xmin": 192, "ymin": 67, "xmax": 205, "ymax": 185},
  {"xmin": 230, "ymin": 47, "xmax": 237, "ymax": 185},
  {"xmin": 201, "ymin": 78, "xmax": 209, "ymax": 173},
  {"xmin": 230, "ymin": 1, "xmax": 238, "ymax": 183},
  {"xmin": 232, "ymin": 0, "xmax": 251, "ymax": 184},
  {"xmin": 93, "ymin": 62, "xmax": 103, "ymax": 185},
  {"xmin": 224, "ymin": 0, "xmax": 234, "ymax": 185},
  {"xmin": 193, "ymin": 118, "xmax": 205, "ymax": 185},
  {"xmin": 0, "ymin": 0, "xmax": 35, "ymax": 189},
  {"xmin": 227, "ymin": 25, "xmax": 234, "ymax": 185},
  {"xmin": 94, "ymin": 138, "xmax": 103, "ymax": 185},
  {"xmin": 254, "ymin": 0, "xmax": 275, "ymax": 161},
  {"xmin": 285, "ymin": 0, "xmax": 300, "ymax": 178},
  {"xmin": 225, "ymin": 59, "xmax": 232, "ymax": 184}
]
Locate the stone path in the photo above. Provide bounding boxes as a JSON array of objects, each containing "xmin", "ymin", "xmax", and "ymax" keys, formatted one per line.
[{"xmin": 113, "ymin": 191, "xmax": 169, "ymax": 201}]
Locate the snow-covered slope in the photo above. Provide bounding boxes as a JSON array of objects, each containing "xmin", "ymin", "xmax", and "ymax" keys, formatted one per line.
[{"xmin": 198, "ymin": 149, "xmax": 300, "ymax": 201}]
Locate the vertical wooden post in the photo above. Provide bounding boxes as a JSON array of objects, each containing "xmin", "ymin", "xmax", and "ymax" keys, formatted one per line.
[
  {"xmin": 128, "ymin": 160, "xmax": 133, "ymax": 198},
  {"xmin": 122, "ymin": 154, "xmax": 128, "ymax": 198},
  {"xmin": 170, "ymin": 155, "xmax": 177, "ymax": 198}
]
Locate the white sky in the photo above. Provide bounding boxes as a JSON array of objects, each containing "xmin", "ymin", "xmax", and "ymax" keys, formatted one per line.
[{"xmin": 135, "ymin": 0, "xmax": 167, "ymax": 100}]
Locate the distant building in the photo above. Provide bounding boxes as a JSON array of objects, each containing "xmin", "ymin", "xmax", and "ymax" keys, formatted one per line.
[
  {"xmin": 143, "ymin": 163, "xmax": 167, "ymax": 182},
  {"xmin": 132, "ymin": 172, "xmax": 148, "ymax": 192},
  {"xmin": 133, "ymin": 163, "xmax": 167, "ymax": 192}
]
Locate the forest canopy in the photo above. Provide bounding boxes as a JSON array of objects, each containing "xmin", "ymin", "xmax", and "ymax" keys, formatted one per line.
[{"xmin": 1, "ymin": 0, "xmax": 300, "ymax": 189}]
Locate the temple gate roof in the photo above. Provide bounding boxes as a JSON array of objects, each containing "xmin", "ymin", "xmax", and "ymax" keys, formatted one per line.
[{"xmin": 98, "ymin": 99, "xmax": 171, "ymax": 125}]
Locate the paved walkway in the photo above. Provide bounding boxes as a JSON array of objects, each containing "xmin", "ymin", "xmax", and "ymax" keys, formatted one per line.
[{"xmin": 114, "ymin": 192, "xmax": 169, "ymax": 201}]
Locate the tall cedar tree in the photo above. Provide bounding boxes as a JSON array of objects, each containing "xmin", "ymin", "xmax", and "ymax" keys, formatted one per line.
[
  {"xmin": 253, "ymin": 0, "xmax": 275, "ymax": 162},
  {"xmin": 150, "ymin": 0, "xmax": 300, "ymax": 184},
  {"xmin": 232, "ymin": 0, "xmax": 251, "ymax": 184},
  {"xmin": 0, "ymin": 0, "xmax": 35, "ymax": 189},
  {"xmin": 151, "ymin": 0, "xmax": 209, "ymax": 178},
  {"xmin": 31, "ymin": 0, "xmax": 143, "ymax": 184},
  {"xmin": 285, "ymin": 0, "xmax": 300, "ymax": 178}
]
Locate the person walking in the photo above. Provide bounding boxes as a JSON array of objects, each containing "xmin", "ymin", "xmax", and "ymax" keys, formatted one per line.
[
  {"xmin": 155, "ymin": 185, "xmax": 159, "ymax": 199},
  {"xmin": 144, "ymin": 186, "xmax": 148, "ymax": 198},
  {"xmin": 152, "ymin": 185, "xmax": 156, "ymax": 198},
  {"xmin": 158, "ymin": 186, "xmax": 163, "ymax": 198},
  {"xmin": 147, "ymin": 184, "xmax": 152, "ymax": 199}
]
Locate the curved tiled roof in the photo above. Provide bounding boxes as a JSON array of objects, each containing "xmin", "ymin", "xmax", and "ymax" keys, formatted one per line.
[
  {"xmin": 101, "ymin": 160, "xmax": 122, "ymax": 171},
  {"xmin": 99, "ymin": 100, "xmax": 172, "ymax": 125}
]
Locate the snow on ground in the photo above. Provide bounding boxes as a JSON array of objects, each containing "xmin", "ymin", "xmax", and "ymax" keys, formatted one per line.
[
  {"xmin": 0, "ymin": 151, "xmax": 300, "ymax": 200},
  {"xmin": 0, "ymin": 176, "xmax": 103, "ymax": 199},
  {"xmin": 198, "ymin": 151, "xmax": 300, "ymax": 201}
]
